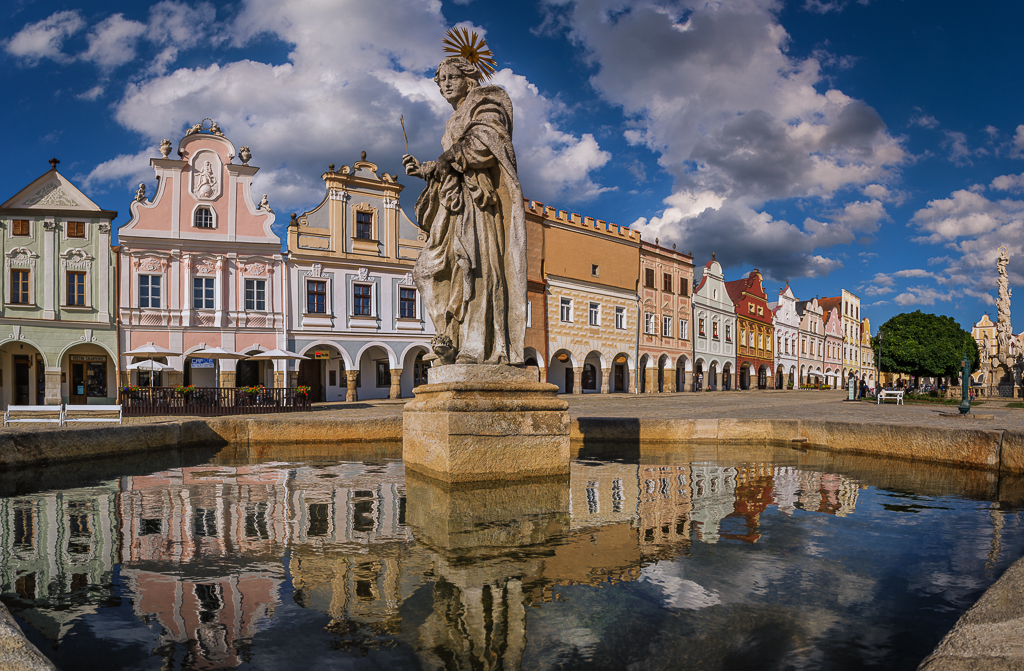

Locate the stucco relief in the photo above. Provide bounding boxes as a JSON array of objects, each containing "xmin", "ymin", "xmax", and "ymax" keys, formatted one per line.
[
  {"xmin": 190, "ymin": 150, "xmax": 223, "ymax": 201},
  {"xmin": 5, "ymin": 248, "xmax": 38, "ymax": 269},
  {"xmin": 23, "ymin": 182, "xmax": 79, "ymax": 208},
  {"xmin": 310, "ymin": 263, "xmax": 323, "ymax": 278},
  {"xmin": 60, "ymin": 248, "xmax": 93, "ymax": 271},
  {"xmin": 244, "ymin": 262, "xmax": 266, "ymax": 276},
  {"xmin": 194, "ymin": 259, "xmax": 216, "ymax": 275},
  {"xmin": 138, "ymin": 257, "xmax": 166, "ymax": 273}
]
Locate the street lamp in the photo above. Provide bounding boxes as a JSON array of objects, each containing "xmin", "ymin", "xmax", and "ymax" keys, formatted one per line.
[
  {"xmin": 877, "ymin": 329, "xmax": 883, "ymax": 390},
  {"xmin": 959, "ymin": 352, "xmax": 971, "ymax": 415}
]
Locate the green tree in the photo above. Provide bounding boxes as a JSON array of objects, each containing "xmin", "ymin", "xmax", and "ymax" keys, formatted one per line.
[{"xmin": 872, "ymin": 311, "xmax": 979, "ymax": 383}]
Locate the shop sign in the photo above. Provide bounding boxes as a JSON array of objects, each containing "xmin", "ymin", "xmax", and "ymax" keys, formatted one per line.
[
  {"xmin": 314, "ymin": 351, "xmax": 330, "ymax": 360},
  {"xmin": 190, "ymin": 358, "xmax": 215, "ymax": 368},
  {"xmin": 70, "ymin": 355, "xmax": 106, "ymax": 362}
]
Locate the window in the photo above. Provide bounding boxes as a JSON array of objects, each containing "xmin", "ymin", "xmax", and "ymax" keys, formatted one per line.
[
  {"xmin": 193, "ymin": 277, "xmax": 215, "ymax": 309},
  {"xmin": 139, "ymin": 275, "xmax": 161, "ymax": 308},
  {"xmin": 713, "ymin": 321, "xmax": 719, "ymax": 339},
  {"xmin": 758, "ymin": 306, "xmax": 764, "ymax": 316},
  {"xmin": 802, "ymin": 339, "xmax": 807, "ymax": 354},
  {"xmin": 400, "ymin": 287, "xmax": 416, "ymax": 318},
  {"xmin": 194, "ymin": 207, "xmax": 214, "ymax": 228},
  {"xmin": 10, "ymin": 270, "xmax": 30, "ymax": 304},
  {"xmin": 679, "ymin": 278, "xmax": 688, "ymax": 295},
  {"xmin": 615, "ymin": 306, "xmax": 625, "ymax": 330},
  {"xmin": 560, "ymin": 297, "xmax": 572, "ymax": 322},
  {"xmin": 376, "ymin": 360, "xmax": 391, "ymax": 387},
  {"xmin": 663, "ymin": 273, "xmax": 673, "ymax": 292},
  {"xmin": 353, "ymin": 283, "xmax": 372, "ymax": 316},
  {"xmin": 66, "ymin": 271, "xmax": 86, "ymax": 306},
  {"xmin": 67, "ymin": 221, "xmax": 85, "ymax": 238},
  {"xmin": 645, "ymin": 268, "xmax": 655, "ymax": 288},
  {"xmin": 589, "ymin": 302, "xmax": 599, "ymax": 326},
  {"xmin": 12, "ymin": 220, "xmax": 30, "ymax": 236},
  {"xmin": 741, "ymin": 329, "xmax": 746, "ymax": 346},
  {"xmin": 245, "ymin": 279, "xmax": 266, "ymax": 311},
  {"xmin": 726, "ymin": 324, "xmax": 732, "ymax": 341},
  {"xmin": 644, "ymin": 312, "xmax": 654, "ymax": 334},
  {"xmin": 699, "ymin": 318, "xmax": 706, "ymax": 337},
  {"xmin": 680, "ymin": 319, "xmax": 688, "ymax": 339},
  {"xmin": 663, "ymin": 316, "xmax": 672, "ymax": 337},
  {"xmin": 591, "ymin": 264, "xmax": 599, "ymax": 277},
  {"xmin": 527, "ymin": 300, "xmax": 532, "ymax": 328},
  {"xmin": 356, "ymin": 211, "xmax": 373, "ymax": 239},
  {"xmin": 307, "ymin": 280, "xmax": 327, "ymax": 313},
  {"xmin": 748, "ymin": 303, "xmax": 756, "ymax": 313}
]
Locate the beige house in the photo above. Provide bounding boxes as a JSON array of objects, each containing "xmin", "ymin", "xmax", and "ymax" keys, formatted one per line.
[
  {"xmin": 526, "ymin": 202, "xmax": 641, "ymax": 394},
  {"xmin": 971, "ymin": 312, "xmax": 997, "ymax": 384},
  {"xmin": 638, "ymin": 239, "xmax": 695, "ymax": 393}
]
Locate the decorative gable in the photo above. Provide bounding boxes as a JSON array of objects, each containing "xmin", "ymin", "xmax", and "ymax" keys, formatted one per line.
[{"xmin": 0, "ymin": 170, "xmax": 102, "ymax": 211}]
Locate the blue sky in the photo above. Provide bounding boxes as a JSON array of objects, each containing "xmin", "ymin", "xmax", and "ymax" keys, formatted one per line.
[{"xmin": 3, "ymin": 0, "xmax": 1024, "ymax": 332}]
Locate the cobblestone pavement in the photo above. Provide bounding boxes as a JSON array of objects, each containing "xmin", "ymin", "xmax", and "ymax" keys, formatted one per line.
[{"xmin": 5, "ymin": 389, "xmax": 1022, "ymax": 432}]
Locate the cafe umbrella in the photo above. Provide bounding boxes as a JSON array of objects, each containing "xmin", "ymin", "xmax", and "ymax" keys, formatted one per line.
[
  {"xmin": 123, "ymin": 342, "xmax": 181, "ymax": 387},
  {"xmin": 243, "ymin": 348, "xmax": 309, "ymax": 388}
]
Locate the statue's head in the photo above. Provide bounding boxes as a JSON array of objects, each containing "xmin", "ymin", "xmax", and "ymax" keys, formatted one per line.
[{"xmin": 434, "ymin": 56, "xmax": 480, "ymax": 105}]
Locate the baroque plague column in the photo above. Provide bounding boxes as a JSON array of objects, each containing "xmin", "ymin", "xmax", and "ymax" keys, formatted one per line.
[{"xmin": 118, "ymin": 121, "xmax": 285, "ymax": 388}]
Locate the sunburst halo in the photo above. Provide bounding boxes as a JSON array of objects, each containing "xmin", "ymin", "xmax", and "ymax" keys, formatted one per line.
[{"xmin": 442, "ymin": 27, "xmax": 497, "ymax": 81}]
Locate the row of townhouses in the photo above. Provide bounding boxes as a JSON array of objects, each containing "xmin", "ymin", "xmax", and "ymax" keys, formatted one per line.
[{"xmin": 0, "ymin": 124, "xmax": 878, "ymax": 408}]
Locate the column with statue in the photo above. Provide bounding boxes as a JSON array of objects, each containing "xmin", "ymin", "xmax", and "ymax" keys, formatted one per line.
[
  {"xmin": 402, "ymin": 29, "xmax": 569, "ymax": 483},
  {"xmin": 988, "ymin": 246, "xmax": 1018, "ymax": 398}
]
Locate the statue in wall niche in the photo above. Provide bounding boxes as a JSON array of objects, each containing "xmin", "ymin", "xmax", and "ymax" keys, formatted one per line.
[
  {"xmin": 403, "ymin": 30, "xmax": 525, "ymax": 366},
  {"xmin": 195, "ymin": 160, "xmax": 217, "ymax": 199}
]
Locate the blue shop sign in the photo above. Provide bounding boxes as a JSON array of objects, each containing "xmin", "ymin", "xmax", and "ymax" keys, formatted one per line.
[{"xmin": 191, "ymin": 357, "xmax": 215, "ymax": 369}]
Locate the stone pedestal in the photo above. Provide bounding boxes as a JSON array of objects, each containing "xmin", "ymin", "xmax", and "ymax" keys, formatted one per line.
[
  {"xmin": 403, "ymin": 364, "xmax": 570, "ymax": 483},
  {"xmin": 389, "ymin": 368, "xmax": 402, "ymax": 399}
]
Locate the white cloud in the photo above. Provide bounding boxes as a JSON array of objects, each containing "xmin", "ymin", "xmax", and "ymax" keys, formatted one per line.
[
  {"xmin": 863, "ymin": 285, "xmax": 893, "ymax": 296},
  {"xmin": 547, "ymin": 0, "xmax": 905, "ymax": 279},
  {"xmin": 910, "ymin": 189, "xmax": 1018, "ymax": 243},
  {"xmin": 76, "ymin": 85, "xmax": 105, "ymax": 101},
  {"xmin": 910, "ymin": 113, "xmax": 939, "ymax": 129},
  {"xmin": 869, "ymin": 273, "xmax": 894, "ymax": 286},
  {"xmin": 81, "ymin": 13, "xmax": 146, "ymax": 70},
  {"xmin": 991, "ymin": 172, "xmax": 1024, "ymax": 193},
  {"xmin": 893, "ymin": 286, "xmax": 953, "ymax": 306},
  {"xmin": 4, "ymin": 10, "xmax": 84, "ymax": 64},
  {"xmin": 80, "ymin": 148, "xmax": 155, "ymax": 192},
  {"xmin": 1012, "ymin": 124, "xmax": 1024, "ymax": 159},
  {"xmin": 82, "ymin": 3, "xmax": 610, "ymax": 211},
  {"xmin": 894, "ymin": 268, "xmax": 937, "ymax": 279}
]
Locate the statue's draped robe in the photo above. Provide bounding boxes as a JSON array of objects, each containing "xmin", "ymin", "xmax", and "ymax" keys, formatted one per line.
[{"xmin": 412, "ymin": 85, "xmax": 526, "ymax": 365}]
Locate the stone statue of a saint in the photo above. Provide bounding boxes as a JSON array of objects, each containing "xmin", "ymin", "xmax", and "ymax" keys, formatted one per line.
[
  {"xmin": 195, "ymin": 160, "xmax": 217, "ymax": 198},
  {"xmin": 403, "ymin": 55, "xmax": 526, "ymax": 366}
]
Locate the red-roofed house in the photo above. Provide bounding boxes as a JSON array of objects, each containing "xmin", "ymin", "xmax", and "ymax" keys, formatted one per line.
[{"xmin": 725, "ymin": 270, "xmax": 773, "ymax": 389}]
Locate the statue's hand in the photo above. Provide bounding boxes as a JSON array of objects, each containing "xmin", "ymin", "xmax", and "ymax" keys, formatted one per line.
[{"xmin": 403, "ymin": 154, "xmax": 424, "ymax": 179}]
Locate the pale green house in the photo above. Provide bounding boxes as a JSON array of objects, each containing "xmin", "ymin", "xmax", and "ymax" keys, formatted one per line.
[{"xmin": 0, "ymin": 161, "xmax": 118, "ymax": 407}]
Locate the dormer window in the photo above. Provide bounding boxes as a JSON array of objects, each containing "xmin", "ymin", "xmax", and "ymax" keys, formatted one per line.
[
  {"xmin": 194, "ymin": 207, "xmax": 214, "ymax": 228},
  {"xmin": 356, "ymin": 211, "xmax": 373, "ymax": 239}
]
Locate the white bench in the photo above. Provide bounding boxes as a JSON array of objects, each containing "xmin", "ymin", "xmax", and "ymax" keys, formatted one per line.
[
  {"xmin": 877, "ymin": 390, "xmax": 904, "ymax": 405},
  {"xmin": 63, "ymin": 404, "xmax": 122, "ymax": 426},
  {"xmin": 3, "ymin": 405, "xmax": 63, "ymax": 427}
]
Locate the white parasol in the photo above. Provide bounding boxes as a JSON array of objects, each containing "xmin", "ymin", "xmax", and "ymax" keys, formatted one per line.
[{"xmin": 124, "ymin": 342, "xmax": 181, "ymax": 386}]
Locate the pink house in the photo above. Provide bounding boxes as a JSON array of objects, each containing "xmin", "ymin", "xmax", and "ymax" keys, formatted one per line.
[
  {"xmin": 118, "ymin": 121, "xmax": 284, "ymax": 388},
  {"xmin": 823, "ymin": 307, "xmax": 843, "ymax": 388}
]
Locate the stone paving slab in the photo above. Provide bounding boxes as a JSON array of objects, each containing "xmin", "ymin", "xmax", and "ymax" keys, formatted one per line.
[{"xmin": 3, "ymin": 390, "xmax": 1021, "ymax": 433}]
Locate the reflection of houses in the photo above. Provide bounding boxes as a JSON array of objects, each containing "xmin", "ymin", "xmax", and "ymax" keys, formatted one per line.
[
  {"xmin": 569, "ymin": 461, "xmax": 639, "ymax": 529},
  {"xmin": 287, "ymin": 153, "xmax": 432, "ymax": 401},
  {"xmin": 638, "ymin": 239, "xmax": 695, "ymax": 393},
  {"xmin": 688, "ymin": 465, "xmax": 737, "ymax": 543},
  {"xmin": 527, "ymin": 202, "xmax": 641, "ymax": 394},
  {"xmin": 691, "ymin": 256, "xmax": 736, "ymax": 391},
  {"xmin": 725, "ymin": 269, "xmax": 774, "ymax": 390},
  {"xmin": 117, "ymin": 122, "xmax": 285, "ymax": 388},
  {"xmin": 0, "ymin": 483, "xmax": 119, "ymax": 642},
  {"xmin": 0, "ymin": 160, "xmax": 118, "ymax": 407},
  {"xmin": 722, "ymin": 463, "xmax": 775, "ymax": 544},
  {"xmin": 636, "ymin": 464, "xmax": 693, "ymax": 557}
]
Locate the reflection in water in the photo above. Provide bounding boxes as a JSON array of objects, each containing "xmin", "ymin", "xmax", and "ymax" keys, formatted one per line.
[{"xmin": 0, "ymin": 451, "xmax": 1020, "ymax": 670}]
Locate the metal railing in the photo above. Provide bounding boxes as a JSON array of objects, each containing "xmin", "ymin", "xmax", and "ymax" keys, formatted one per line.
[{"xmin": 121, "ymin": 387, "xmax": 311, "ymax": 416}]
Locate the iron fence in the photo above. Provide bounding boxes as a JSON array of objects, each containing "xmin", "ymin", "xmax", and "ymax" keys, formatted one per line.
[{"xmin": 121, "ymin": 387, "xmax": 311, "ymax": 416}]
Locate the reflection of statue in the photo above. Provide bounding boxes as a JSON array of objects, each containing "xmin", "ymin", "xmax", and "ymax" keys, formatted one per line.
[
  {"xmin": 403, "ymin": 54, "xmax": 525, "ymax": 366},
  {"xmin": 195, "ymin": 160, "xmax": 217, "ymax": 199}
]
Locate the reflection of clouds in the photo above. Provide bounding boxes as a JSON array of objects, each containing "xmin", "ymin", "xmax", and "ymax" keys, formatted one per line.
[{"xmin": 641, "ymin": 563, "xmax": 721, "ymax": 610}]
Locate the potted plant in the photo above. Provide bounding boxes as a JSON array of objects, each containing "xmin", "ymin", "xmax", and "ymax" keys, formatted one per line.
[
  {"xmin": 240, "ymin": 384, "xmax": 265, "ymax": 404},
  {"xmin": 295, "ymin": 385, "xmax": 311, "ymax": 399},
  {"xmin": 174, "ymin": 384, "xmax": 197, "ymax": 403}
]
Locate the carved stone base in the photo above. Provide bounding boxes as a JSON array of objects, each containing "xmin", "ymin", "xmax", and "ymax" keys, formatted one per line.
[{"xmin": 403, "ymin": 364, "xmax": 570, "ymax": 483}]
